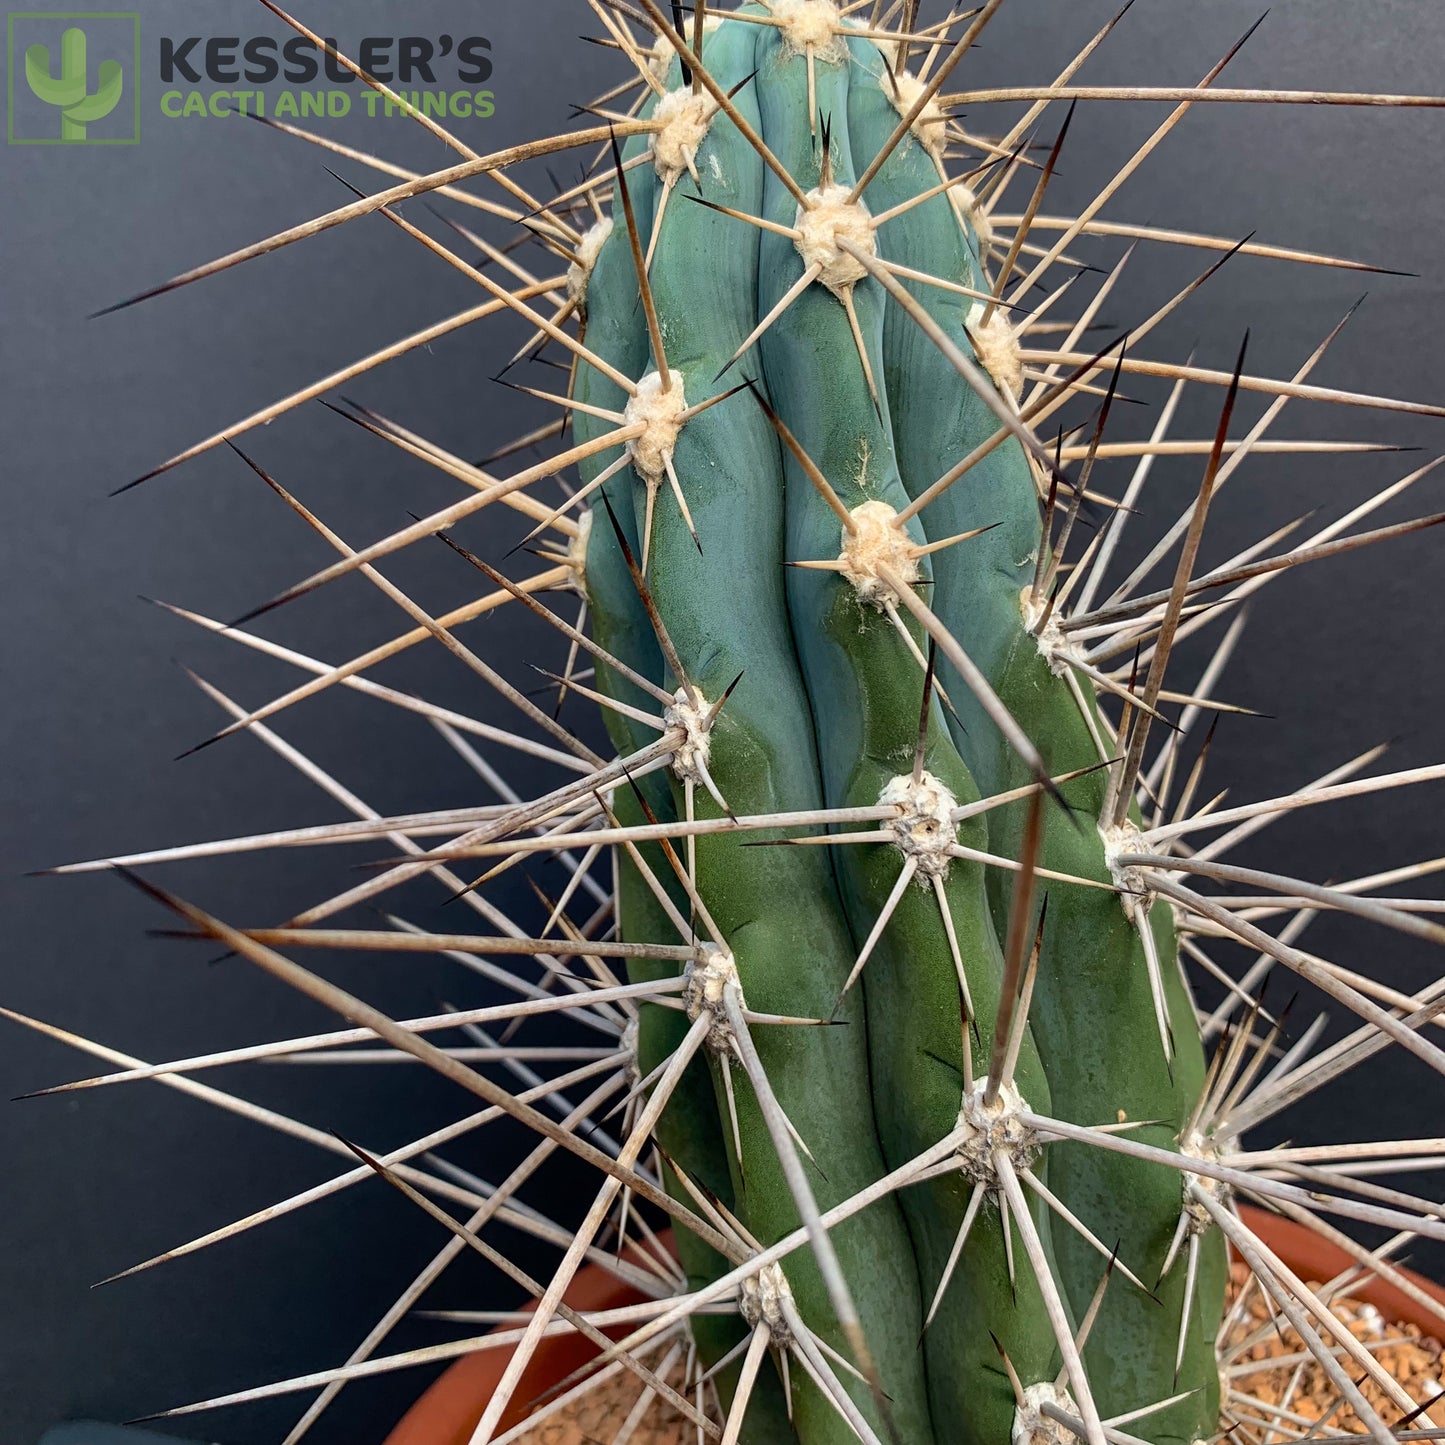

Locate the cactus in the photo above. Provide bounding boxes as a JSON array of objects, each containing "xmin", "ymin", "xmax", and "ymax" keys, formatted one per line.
[
  {"xmin": 25, "ymin": 26, "xmax": 123, "ymax": 141},
  {"xmin": 17, "ymin": 4, "xmax": 1445, "ymax": 1445}
]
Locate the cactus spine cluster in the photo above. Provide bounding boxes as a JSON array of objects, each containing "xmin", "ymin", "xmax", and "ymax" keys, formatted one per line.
[{"xmin": 19, "ymin": 3, "xmax": 1445, "ymax": 1445}]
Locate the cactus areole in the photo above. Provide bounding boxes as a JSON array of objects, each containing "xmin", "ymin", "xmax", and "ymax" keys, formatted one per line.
[{"xmin": 572, "ymin": 11, "xmax": 1221, "ymax": 1445}]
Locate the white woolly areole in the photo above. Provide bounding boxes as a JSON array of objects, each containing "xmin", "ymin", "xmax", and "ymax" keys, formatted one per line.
[
  {"xmin": 1012, "ymin": 1382, "xmax": 1079, "ymax": 1445},
  {"xmin": 1020, "ymin": 584, "xmax": 1073, "ymax": 678},
  {"xmin": 887, "ymin": 68, "xmax": 949, "ymax": 158},
  {"xmin": 624, "ymin": 370, "xmax": 687, "ymax": 484},
  {"xmin": 966, "ymin": 185, "xmax": 994, "ymax": 253},
  {"xmin": 739, "ymin": 1262, "xmax": 795, "ymax": 1343},
  {"xmin": 1101, "ymin": 817, "xmax": 1168, "ymax": 931},
  {"xmin": 650, "ymin": 86, "xmax": 716, "ymax": 179},
  {"xmin": 795, "ymin": 184, "xmax": 876, "ymax": 297},
  {"xmin": 954, "ymin": 1078, "xmax": 1040, "ymax": 1184},
  {"xmin": 879, "ymin": 770, "xmax": 958, "ymax": 878},
  {"xmin": 566, "ymin": 216, "xmax": 613, "ymax": 310},
  {"xmin": 839, "ymin": 498, "xmax": 919, "ymax": 608},
  {"xmin": 684, "ymin": 947, "xmax": 741, "ymax": 1054},
  {"xmin": 1099, "ymin": 818, "xmax": 1150, "ymax": 901},
  {"xmin": 1180, "ymin": 1128, "xmax": 1233, "ymax": 1234},
  {"xmin": 663, "ymin": 685, "xmax": 712, "ymax": 783},
  {"xmin": 565, "ymin": 508, "xmax": 592, "ymax": 596},
  {"xmin": 967, "ymin": 301, "xmax": 1023, "ymax": 400},
  {"xmin": 769, "ymin": 0, "xmax": 847, "ymax": 62}
]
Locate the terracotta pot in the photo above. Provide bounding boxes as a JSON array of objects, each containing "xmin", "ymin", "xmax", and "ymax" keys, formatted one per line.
[
  {"xmin": 385, "ymin": 1208, "xmax": 1445, "ymax": 1443},
  {"xmin": 383, "ymin": 1257, "xmax": 650, "ymax": 1445},
  {"xmin": 1231, "ymin": 1204, "xmax": 1445, "ymax": 1335}
]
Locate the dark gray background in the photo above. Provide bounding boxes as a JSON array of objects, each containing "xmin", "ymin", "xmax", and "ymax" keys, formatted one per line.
[{"xmin": 3, "ymin": 2, "xmax": 1443, "ymax": 1442}]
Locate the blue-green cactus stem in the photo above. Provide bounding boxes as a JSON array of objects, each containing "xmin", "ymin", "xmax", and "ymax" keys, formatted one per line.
[
  {"xmin": 575, "ymin": 110, "xmax": 799, "ymax": 1442},
  {"xmin": 579, "ymin": 28, "xmax": 934, "ymax": 1443},
  {"xmin": 847, "ymin": 41, "xmax": 1225, "ymax": 1439},
  {"xmin": 572, "ymin": 10, "xmax": 1231, "ymax": 1443},
  {"xmin": 751, "ymin": 28, "xmax": 1060, "ymax": 1445}
]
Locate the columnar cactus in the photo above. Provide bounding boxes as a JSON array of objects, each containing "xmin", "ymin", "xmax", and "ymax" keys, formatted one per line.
[
  {"xmin": 19, "ymin": 4, "xmax": 1445, "ymax": 1445},
  {"xmin": 571, "ymin": 9, "xmax": 1222, "ymax": 1441}
]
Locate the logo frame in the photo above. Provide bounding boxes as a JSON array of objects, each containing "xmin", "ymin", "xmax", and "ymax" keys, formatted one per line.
[{"xmin": 8, "ymin": 11, "xmax": 140, "ymax": 144}]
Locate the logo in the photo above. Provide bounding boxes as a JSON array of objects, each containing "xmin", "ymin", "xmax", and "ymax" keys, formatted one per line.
[{"xmin": 8, "ymin": 12, "xmax": 139, "ymax": 143}]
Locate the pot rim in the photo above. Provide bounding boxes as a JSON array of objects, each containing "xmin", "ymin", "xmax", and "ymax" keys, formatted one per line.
[{"xmin": 384, "ymin": 1206, "xmax": 1445, "ymax": 1443}]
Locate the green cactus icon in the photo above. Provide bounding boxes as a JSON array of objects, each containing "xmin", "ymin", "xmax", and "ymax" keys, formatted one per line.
[{"xmin": 25, "ymin": 27, "xmax": 123, "ymax": 141}]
